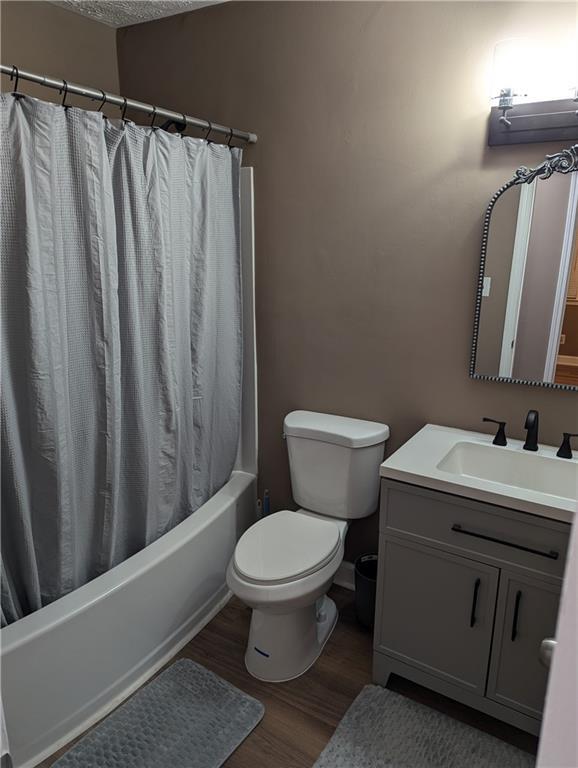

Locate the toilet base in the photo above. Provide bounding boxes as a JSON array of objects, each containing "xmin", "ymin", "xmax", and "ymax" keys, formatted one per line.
[{"xmin": 245, "ymin": 596, "xmax": 338, "ymax": 682}]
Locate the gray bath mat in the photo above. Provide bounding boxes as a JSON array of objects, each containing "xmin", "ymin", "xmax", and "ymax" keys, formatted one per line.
[
  {"xmin": 54, "ymin": 659, "xmax": 264, "ymax": 768},
  {"xmin": 313, "ymin": 685, "xmax": 535, "ymax": 768}
]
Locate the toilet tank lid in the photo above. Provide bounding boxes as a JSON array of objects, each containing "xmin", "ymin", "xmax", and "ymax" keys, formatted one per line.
[{"xmin": 284, "ymin": 411, "xmax": 390, "ymax": 448}]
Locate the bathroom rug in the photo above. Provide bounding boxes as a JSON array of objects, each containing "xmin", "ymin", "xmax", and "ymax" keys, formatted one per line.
[
  {"xmin": 313, "ymin": 685, "xmax": 535, "ymax": 767},
  {"xmin": 53, "ymin": 659, "xmax": 264, "ymax": 767}
]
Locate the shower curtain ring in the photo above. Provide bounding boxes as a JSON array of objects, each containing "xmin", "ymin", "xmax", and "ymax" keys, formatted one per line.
[
  {"xmin": 227, "ymin": 127, "xmax": 234, "ymax": 147},
  {"xmin": 60, "ymin": 80, "xmax": 69, "ymax": 108},
  {"xmin": 97, "ymin": 89, "xmax": 107, "ymax": 112},
  {"xmin": 10, "ymin": 65, "xmax": 20, "ymax": 94},
  {"xmin": 120, "ymin": 97, "xmax": 128, "ymax": 122},
  {"xmin": 204, "ymin": 120, "xmax": 212, "ymax": 143},
  {"xmin": 150, "ymin": 106, "xmax": 157, "ymax": 128},
  {"xmin": 180, "ymin": 113, "xmax": 187, "ymax": 136}
]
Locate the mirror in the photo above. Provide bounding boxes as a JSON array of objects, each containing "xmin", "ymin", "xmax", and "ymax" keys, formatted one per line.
[{"xmin": 471, "ymin": 146, "xmax": 578, "ymax": 390}]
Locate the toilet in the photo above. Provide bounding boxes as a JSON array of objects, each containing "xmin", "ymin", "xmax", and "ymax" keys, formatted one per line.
[{"xmin": 226, "ymin": 410, "xmax": 389, "ymax": 682}]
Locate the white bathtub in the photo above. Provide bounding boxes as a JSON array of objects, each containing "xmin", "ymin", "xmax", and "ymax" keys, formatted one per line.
[{"xmin": 1, "ymin": 470, "xmax": 257, "ymax": 768}]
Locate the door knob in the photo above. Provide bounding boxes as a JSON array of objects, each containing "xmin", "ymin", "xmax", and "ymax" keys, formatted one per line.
[{"xmin": 539, "ymin": 638, "xmax": 556, "ymax": 669}]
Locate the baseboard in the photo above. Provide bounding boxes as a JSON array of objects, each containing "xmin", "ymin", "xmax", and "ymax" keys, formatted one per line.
[{"xmin": 334, "ymin": 560, "xmax": 355, "ymax": 591}]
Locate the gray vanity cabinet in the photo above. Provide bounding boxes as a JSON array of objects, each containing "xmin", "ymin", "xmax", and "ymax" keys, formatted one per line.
[
  {"xmin": 377, "ymin": 538, "xmax": 499, "ymax": 695},
  {"xmin": 487, "ymin": 572, "xmax": 561, "ymax": 719},
  {"xmin": 373, "ymin": 479, "xmax": 570, "ymax": 735}
]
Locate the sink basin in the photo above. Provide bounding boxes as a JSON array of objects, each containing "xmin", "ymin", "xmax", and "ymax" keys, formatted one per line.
[
  {"xmin": 438, "ymin": 441, "xmax": 577, "ymax": 500},
  {"xmin": 380, "ymin": 424, "xmax": 577, "ymax": 523}
]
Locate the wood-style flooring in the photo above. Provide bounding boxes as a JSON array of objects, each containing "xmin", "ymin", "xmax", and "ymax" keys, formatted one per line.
[
  {"xmin": 40, "ymin": 586, "xmax": 538, "ymax": 767},
  {"xmin": 555, "ymin": 363, "xmax": 578, "ymax": 386}
]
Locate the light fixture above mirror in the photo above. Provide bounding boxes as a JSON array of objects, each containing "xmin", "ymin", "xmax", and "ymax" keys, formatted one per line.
[{"xmin": 488, "ymin": 36, "xmax": 578, "ymax": 146}]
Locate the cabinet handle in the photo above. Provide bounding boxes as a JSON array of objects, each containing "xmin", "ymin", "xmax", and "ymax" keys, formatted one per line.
[
  {"xmin": 451, "ymin": 524, "xmax": 559, "ymax": 560},
  {"xmin": 511, "ymin": 590, "xmax": 522, "ymax": 641},
  {"xmin": 470, "ymin": 578, "xmax": 481, "ymax": 628}
]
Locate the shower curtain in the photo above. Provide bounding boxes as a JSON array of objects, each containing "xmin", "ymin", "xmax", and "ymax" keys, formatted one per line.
[{"xmin": 0, "ymin": 94, "xmax": 243, "ymax": 626}]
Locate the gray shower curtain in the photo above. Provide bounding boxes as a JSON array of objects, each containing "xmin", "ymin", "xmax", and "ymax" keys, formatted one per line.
[{"xmin": 0, "ymin": 94, "xmax": 243, "ymax": 626}]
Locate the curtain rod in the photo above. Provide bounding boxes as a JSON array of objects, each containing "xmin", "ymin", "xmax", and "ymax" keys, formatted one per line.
[{"xmin": 0, "ymin": 64, "xmax": 258, "ymax": 145}]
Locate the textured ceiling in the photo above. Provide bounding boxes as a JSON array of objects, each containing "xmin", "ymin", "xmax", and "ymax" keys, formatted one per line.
[{"xmin": 51, "ymin": 1, "xmax": 225, "ymax": 28}]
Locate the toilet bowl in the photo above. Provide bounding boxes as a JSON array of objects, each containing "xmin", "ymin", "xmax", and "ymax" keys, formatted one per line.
[
  {"xmin": 227, "ymin": 509, "xmax": 347, "ymax": 681},
  {"xmin": 227, "ymin": 411, "xmax": 389, "ymax": 682}
]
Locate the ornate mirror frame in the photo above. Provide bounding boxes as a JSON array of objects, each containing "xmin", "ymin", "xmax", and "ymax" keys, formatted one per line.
[{"xmin": 470, "ymin": 145, "xmax": 578, "ymax": 392}]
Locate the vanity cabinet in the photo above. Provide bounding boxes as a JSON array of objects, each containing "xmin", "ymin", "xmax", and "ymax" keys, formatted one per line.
[{"xmin": 373, "ymin": 480, "xmax": 570, "ymax": 735}]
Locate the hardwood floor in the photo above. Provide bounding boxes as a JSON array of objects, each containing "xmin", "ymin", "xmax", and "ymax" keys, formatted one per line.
[
  {"xmin": 555, "ymin": 363, "xmax": 578, "ymax": 386},
  {"xmin": 39, "ymin": 586, "xmax": 538, "ymax": 767}
]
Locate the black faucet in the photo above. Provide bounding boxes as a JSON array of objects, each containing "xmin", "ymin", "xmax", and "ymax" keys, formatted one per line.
[
  {"xmin": 557, "ymin": 433, "xmax": 578, "ymax": 459},
  {"xmin": 483, "ymin": 418, "xmax": 507, "ymax": 446},
  {"xmin": 523, "ymin": 410, "xmax": 539, "ymax": 451}
]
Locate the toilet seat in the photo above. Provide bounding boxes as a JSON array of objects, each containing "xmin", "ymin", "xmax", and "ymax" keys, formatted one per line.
[{"xmin": 233, "ymin": 510, "xmax": 341, "ymax": 584}]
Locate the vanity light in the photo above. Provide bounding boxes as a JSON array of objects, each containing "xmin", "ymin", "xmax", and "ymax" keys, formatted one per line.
[
  {"xmin": 488, "ymin": 36, "xmax": 578, "ymax": 146},
  {"xmin": 491, "ymin": 38, "xmax": 529, "ymax": 126}
]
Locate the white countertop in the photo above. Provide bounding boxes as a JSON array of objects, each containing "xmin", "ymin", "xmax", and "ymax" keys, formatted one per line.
[{"xmin": 380, "ymin": 424, "xmax": 577, "ymax": 524}]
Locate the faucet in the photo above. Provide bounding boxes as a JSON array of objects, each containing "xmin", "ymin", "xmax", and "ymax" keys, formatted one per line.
[
  {"xmin": 556, "ymin": 433, "xmax": 578, "ymax": 459},
  {"xmin": 523, "ymin": 410, "xmax": 539, "ymax": 452},
  {"xmin": 482, "ymin": 417, "xmax": 507, "ymax": 446}
]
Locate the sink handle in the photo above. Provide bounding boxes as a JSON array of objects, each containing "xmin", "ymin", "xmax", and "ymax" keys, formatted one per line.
[
  {"xmin": 482, "ymin": 417, "xmax": 507, "ymax": 446},
  {"xmin": 556, "ymin": 432, "xmax": 578, "ymax": 460}
]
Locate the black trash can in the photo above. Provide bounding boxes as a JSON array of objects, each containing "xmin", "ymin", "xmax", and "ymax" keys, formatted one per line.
[{"xmin": 354, "ymin": 554, "xmax": 378, "ymax": 629}]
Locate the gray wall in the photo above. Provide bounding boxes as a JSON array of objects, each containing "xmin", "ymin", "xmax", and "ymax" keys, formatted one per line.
[
  {"xmin": 117, "ymin": 1, "xmax": 578, "ymax": 559},
  {"xmin": 0, "ymin": 1, "xmax": 119, "ymax": 111}
]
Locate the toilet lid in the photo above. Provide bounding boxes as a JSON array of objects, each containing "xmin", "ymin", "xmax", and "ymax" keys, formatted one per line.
[{"xmin": 234, "ymin": 510, "xmax": 341, "ymax": 583}]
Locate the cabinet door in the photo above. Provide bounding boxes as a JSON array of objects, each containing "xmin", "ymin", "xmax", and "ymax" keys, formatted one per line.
[
  {"xmin": 375, "ymin": 537, "xmax": 499, "ymax": 694},
  {"xmin": 487, "ymin": 571, "xmax": 561, "ymax": 718}
]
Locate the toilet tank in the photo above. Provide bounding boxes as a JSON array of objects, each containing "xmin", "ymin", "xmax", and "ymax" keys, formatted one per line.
[{"xmin": 283, "ymin": 411, "xmax": 390, "ymax": 520}]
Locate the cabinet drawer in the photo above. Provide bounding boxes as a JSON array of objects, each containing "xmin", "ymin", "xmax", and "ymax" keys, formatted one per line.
[{"xmin": 381, "ymin": 481, "xmax": 569, "ymax": 578}]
